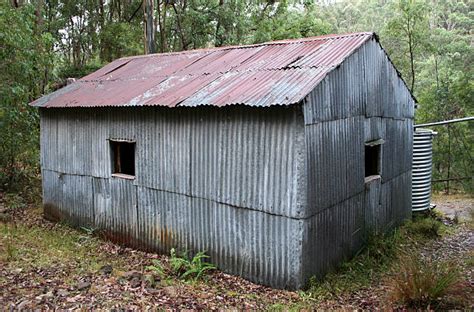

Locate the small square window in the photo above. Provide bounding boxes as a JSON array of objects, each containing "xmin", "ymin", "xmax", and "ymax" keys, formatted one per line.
[
  {"xmin": 365, "ymin": 139, "xmax": 383, "ymax": 178},
  {"xmin": 110, "ymin": 140, "xmax": 135, "ymax": 178}
]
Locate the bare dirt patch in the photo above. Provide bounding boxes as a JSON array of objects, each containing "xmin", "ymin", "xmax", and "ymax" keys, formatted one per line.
[{"xmin": 433, "ymin": 194, "xmax": 473, "ymax": 220}]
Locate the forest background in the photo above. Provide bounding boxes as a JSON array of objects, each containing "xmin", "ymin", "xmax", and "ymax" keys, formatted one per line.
[{"xmin": 1, "ymin": 0, "xmax": 472, "ymax": 196}]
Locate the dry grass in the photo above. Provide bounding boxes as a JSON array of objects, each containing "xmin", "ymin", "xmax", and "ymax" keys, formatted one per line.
[
  {"xmin": 387, "ymin": 252, "xmax": 464, "ymax": 308},
  {"xmin": 468, "ymin": 206, "xmax": 474, "ymax": 229}
]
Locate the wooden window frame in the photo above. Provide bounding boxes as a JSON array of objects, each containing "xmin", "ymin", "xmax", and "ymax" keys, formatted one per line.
[
  {"xmin": 109, "ymin": 139, "xmax": 136, "ymax": 179},
  {"xmin": 364, "ymin": 139, "xmax": 384, "ymax": 181}
]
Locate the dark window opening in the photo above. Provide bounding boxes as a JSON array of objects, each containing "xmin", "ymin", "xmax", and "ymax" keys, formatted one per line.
[
  {"xmin": 110, "ymin": 140, "xmax": 135, "ymax": 177},
  {"xmin": 365, "ymin": 144, "xmax": 381, "ymax": 178}
]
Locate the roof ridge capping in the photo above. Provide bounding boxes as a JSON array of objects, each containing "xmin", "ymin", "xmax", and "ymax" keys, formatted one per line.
[
  {"xmin": 119, "ymin": 31, "xmax": 375, "ymax": 60},
  {"xmin": 264, "ymin": 31, "xmax": 374, "ymax": 45}
]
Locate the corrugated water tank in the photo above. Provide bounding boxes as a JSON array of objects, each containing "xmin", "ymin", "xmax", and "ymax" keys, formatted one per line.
[{"xmin": 412, "ymin": 128, "xmax": 437, "ymax": 211}]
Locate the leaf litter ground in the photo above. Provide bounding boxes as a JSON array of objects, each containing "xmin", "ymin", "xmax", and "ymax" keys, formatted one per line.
[{"xmin": 0, "ymin": 193, "xmax": 472, "ymax": 309}]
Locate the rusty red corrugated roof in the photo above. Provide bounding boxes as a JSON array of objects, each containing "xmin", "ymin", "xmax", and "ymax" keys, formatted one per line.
[{"xmin": 31, "ymin": 32, "xmax": 375, "ymax": 108}]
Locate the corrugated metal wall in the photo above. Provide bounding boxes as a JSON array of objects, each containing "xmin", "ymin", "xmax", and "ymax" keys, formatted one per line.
[
  {"xmin": 301, "ymin": 37, "xmax": 414, "ymax": 282},
  {"xmin": 40, "ymin": 107, "xmax": 307, "ymax": 218},
  {"xmin": 40, "ymin": 105, "xmax": 306, "ymax": 289}
]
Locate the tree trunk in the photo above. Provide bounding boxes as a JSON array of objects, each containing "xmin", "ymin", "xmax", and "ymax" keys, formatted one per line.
[
  {"xmin": 99, "ymin": 0, "xmax": 105, "ymax": 28},
  {"xmin": 35, "ymin": 0, "xmax": 43, "ymax": 28},
  {"xmin": 446, "ymin": 125, "xmax": 451, "ymax": 194},
  {"xmin": 408, "ymin": 36, "xmax": 415, "ymax": 93},
  {"xmin": 10, "ymin": 0, "xmax": 20, "ymax": 8},
  {"xmin": 172, "ymin": 2, "xmax": 188, "ymax": 50},
  {"xmin": 34, "ymin": 0, "xmax": 47, "ymax": 94},
  {"xmin": 157, "ymin": 1, "xmax": 168, "ymax": 52},
  {"xmin": 143, "ymin": 0, "xmax": 156, "ymax": 54},
  {"xmin": 215, "ymin": 0, "xmax": 224, "ymax": 47}
]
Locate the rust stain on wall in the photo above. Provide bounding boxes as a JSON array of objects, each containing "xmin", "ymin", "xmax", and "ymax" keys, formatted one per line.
[
  {"xmin": 160, "ymin": 227, "xmax": 173, "ymax": 250},
  {"xmin": 43, "ymin": 203, "xmax": 67, "ymax": 222}
]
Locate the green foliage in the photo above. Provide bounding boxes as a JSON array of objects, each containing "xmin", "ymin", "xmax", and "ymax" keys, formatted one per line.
[
  {"xmin": 169, "ymin": 248, "xmax": 216, "ymax": 281},
  {"xmin": 145, "ymin": 248, "xmax": 216, "ymax": 281},
  {"xmin": 58, "ymin": 63, "xmax": 104, "ymax": 81},
  {"xmin": 0, "ymin": 3, "xmax": 46, "ymax": 191},
  {"xmin": 250, "ymin": 1, "xmax": 331, "ymax": 43},
  {"xmin": 3, "ymin": 193, "xmax": 28, "ymax": 211},
  {"xmin": 0, "ymin": 221, "xmax": 102, "ymax": 272},
  {"xmin": 100, "ymin": 22, "xmax": 143, "ymax": 62},
  {"xmin": 388, "ymin": 253, "xmax": 461, "ymax": 308},
  {"xmin": 384, "ymin": 0, "xmax": 431, "ymax": 93},
  {"xmin": 405, "ymin": 214, "xmax": 446, "ymax": 239},
  {"xmin": 413, "ymin": 0, "xmax": 473, "ymax": 194},
  {"xmin": 145, "ymin": 259, "xmax": 166, "ymax": 278}
]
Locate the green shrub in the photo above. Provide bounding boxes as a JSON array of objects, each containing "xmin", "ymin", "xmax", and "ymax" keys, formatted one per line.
[
  {"xmin": 145, "ymin": 259, "xmax": 166, "ymax": 278},
  {"xmin": 169, "ymin": 248, "xmax": 216, "ymax": 281},
  {"xmin": 405, "ymin": 214, "xmax": 445, "ymax": 239},
  {"xmin": 388, "ymin": 253, "xmax": 461, "ymax": 308},
  {"xmin": 146, "ymin": 249, "xmax": 216, "ymax": 281},
  {"xmin": 3, "ymin": 193, "xmax": 27, "ymax": 211}
]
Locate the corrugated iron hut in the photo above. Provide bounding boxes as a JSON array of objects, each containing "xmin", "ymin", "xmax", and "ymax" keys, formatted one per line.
[{"xmin": 32, "ymin": 32, "xmax": 415, "ymax": 289}]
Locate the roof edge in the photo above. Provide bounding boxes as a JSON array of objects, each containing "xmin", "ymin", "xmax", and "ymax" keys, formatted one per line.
[
  {"xmin": 118, "ymin": 32, "xmax": 375, "ymax": 61},
  {"xmin": 308, "ymin": 33, "xmax": 417, "ymax": 106},
  {"xmin": 371, "ymin": 34, "xmax": 418, "ymax": 103}
]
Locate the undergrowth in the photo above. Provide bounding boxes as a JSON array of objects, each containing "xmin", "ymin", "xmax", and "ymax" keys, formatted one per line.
[
  {"xmin": 388, "ymin": 252, "xmax": 462, "ymax": 308},
  {"xmin": 406, "ymin": 212, "xmax": 447, "ymax": 239},
  {"xmin": 304, "ymin": 230, "xmax": 402, "ymax": 301},
  {"xmin": 304, "ymin": 213, "xmax": 449, "ymax": 303},
  {"xmin": 468, "ymin": 206, "xmax": 474, "ymax": 229},
  {"xmin": 1, "ymin": 177, "xmax": 41, "ymax": 208},
  {"xmin": 2, "ymin": 191, "xmax": 468, "ymax": 309},
  {"xmin": 0, "ymin": 221, "xmax": 118, "ymax": 278},
  {"xmin": 146, "ymin": 248, "xmax": 216, "ymax": 281}
]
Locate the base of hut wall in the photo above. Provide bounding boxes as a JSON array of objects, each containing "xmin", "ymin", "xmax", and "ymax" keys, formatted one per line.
[
  {"xmin": 301, "ymin": 169, "xmax": 412, "ymax": 286},
  {"xmin": 40, "ymin": 166, "xmax": 412, "ymax": 290},
  {"xmin": 41, "ymin": 169, "xmax": 306, "ymax": 290}
]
